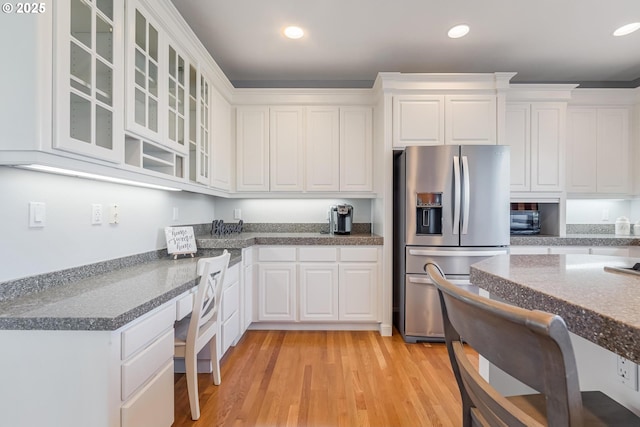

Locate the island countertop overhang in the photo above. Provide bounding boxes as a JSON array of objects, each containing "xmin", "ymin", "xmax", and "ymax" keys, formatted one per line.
[{"xmin": 470, "ymin": 254, "xmax": 640, "ymax": 364}]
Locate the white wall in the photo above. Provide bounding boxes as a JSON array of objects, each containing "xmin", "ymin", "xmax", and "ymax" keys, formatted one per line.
[
  {"xmin": 566, "ymin": 199, "xmax": 633, "ymax": 224},
  {"xmin": 213, "ymin": 198, "xmax": 371, "ymax": 223},
  {"xmin": 0, "ymin": 167, "xmax": 217, "ymax": 282}
]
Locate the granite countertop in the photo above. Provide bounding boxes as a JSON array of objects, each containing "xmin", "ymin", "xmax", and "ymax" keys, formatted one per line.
[
  {"xmin": 0, "ymin": 249, "xmax": 241, "ymax": 331},
  {"xmin": 510, "ymin": 234, "xmax": 640, "ymax": 246},
  {"xmin": 197, "ymin": 231, "xmax": 384, "ymax": 248},
  {"xmin": 470, "ymin": 254, "xmax": 640, "ymax": 363}
]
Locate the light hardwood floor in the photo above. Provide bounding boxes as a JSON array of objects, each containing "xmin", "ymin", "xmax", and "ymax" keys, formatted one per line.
[{"xmin": 173, "ymin": 329, "xmax": 475, "ymax": 427}]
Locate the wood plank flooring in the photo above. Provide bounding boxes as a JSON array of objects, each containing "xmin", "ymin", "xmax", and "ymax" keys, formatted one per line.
[{"xmin": 173, "ymin": 329, "xmax": 476, "ymax": 427}]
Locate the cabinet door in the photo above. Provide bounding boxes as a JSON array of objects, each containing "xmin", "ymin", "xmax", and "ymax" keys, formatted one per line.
[
  {"xmin": 211, "ymin": 88, "xmax": 232, "ymax": 190},
  {"xmin": 340, "ymin": 107, "xmax": 373, "ymax": 191},
  {"xmin": 165, "ymin": 42, "xmax": 189, "ymax": 155},
  {"xmin": 597, "ymin": 108, "xmax": 629, "ymax": 194},
  {"xmin": 126, "ymin": 2, "xmax": 161, "ymax": 141},
  {"xmin": 305, "ymin": 107, "xmax": 340, "ymax": 192},
  {"xmin": 55, "ymin": 0, "xmax": 123, "ymax": 163},
  {"xmin": 257, "ymin": 264, "xmax": 296, "ymax": 321},
  {"xmin": 504, "ymin": 103, "xmax": 531, "ymax": 191},
  {"xmin": 270, "ymin": 107, "xmax": 304, "ymax": 191},
  {"xmin": 195, "ymin": 73, "xmax": 212, "ymax": 184},
  {"xmin": 299, "ymin": 264, "xmax": 339, "ymax": 321},
  {"xmin": 445, "ymin": 95, "xmax": 497, "ymax": 145},
  {"xmin": 566, "ymin": 108, "xmax": 597, "ymax": 193},
  {"xmin": 338, "ymin": 264, "xmax": 378, "ymax": 321},
  {"xmin": 530, "ymin": 103, "xmax": 565, "ymax": 191},
  {"xmin": 393, "ymin": 95, "xmax": 445, "ymax": 147},
  {"xmin": 236, "ymin": 106, "xmax": 269, "ymax": 191}
]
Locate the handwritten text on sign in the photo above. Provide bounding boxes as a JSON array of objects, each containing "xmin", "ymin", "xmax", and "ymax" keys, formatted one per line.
[{"xmin": 165, "ymin": 226, "xmax": 197, "ymax": 255}]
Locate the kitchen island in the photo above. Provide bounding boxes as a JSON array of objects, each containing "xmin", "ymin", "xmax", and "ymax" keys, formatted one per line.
[{"xmin": 470, "ymin": 254, "xmax": 640, "ymax": 415}]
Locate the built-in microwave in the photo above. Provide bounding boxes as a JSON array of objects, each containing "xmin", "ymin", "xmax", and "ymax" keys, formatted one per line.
[{"xmin": 510, "ymin": 204, "xmax": 540, "ymax": 235}]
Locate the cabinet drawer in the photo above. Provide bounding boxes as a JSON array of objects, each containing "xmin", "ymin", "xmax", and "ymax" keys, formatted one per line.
[
  {"xmin": 121, "ymin": 329, "xmax": 174, "ymax": 400},
  {"xmin": 340, "ymin": 247, "xmax": 378, "ymax": 262},
  {"xmin": 175, "ymin": 290, "xmax": 194, "ymax": 321},
  {"xmin": 121, "ymin": 304, "xmax": 175, "ymax": 360},
  {"xmin": 299, "ymin": 247, "xmax": 337, "ymax": 262},
  {"xmin": 258, "ymin": 247, "xmax": 297, "ymax": 262},
  {"xmin": 222, "ymin": 310, "xmax": 240, "ymax": 353},
  {"xmin": 121, "ymin": 361, "xmax": 174, "ymax": 427},
  {"xmin": 225, "ymin": 264, "xmax": 240, "ymax": 288},
  {"xmin": 242, "ymin": 248, "xmax": 254, "ymax": 266},
  {"xmin": 222, "ymin": 279, "xmax": 240, "ymax": 322}
]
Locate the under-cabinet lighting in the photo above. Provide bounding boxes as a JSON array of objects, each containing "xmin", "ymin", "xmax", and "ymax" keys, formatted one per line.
[
  {"xmin": 17, "ymin": 164, "xmax": 182, "ymax": 191},
  {"xmin": 613, "ymin": 22, "xmax": 640, "ymax": 37}
]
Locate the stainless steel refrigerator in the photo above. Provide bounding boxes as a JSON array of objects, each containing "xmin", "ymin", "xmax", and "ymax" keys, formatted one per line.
[{"xmin": 393, "ymin": 145, "xmax": 510, "ymax": 342}]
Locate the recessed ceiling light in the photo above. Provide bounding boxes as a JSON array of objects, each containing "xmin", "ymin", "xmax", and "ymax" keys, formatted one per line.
[
  {"xmin": 613, "ymin": 22, "xmax": 640, "ymax": 36},
  {"xmin": 448, "ymin": 24, "xmax": 470, "ymax": 39},
  {"xmin": 283, "ymin": 26, "xmax": 304, "ymax": 39}
]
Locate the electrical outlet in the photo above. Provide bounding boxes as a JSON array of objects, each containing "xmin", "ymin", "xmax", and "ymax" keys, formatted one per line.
[
  {"xmin": 234, "ymin": 208, "xmax": 242, "ymax": 220},
  {"xmin": 92, "ymin": 204, "xmax": 103, "ymax": 225},
  {"xmin": 172, "ymin": 207, "xmax": 179, "ymax": 221},
  {"xmin": 602, "ymin": 208, "xmax": 610, "ymax": 221},
  {"xmin": 617, "ymin": 356, "xmax": 638, "ymax": 390}
]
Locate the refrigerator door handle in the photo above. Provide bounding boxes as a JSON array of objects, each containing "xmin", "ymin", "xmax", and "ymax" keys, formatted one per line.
[
  {"xmin": 408, "ymin": 276, "xmax": 470, "ymax": 286},
  {"xmin": 453, "ymin": 156, "xmax": 461, "ymax": 235},
  {"xmin": 461, "ymin": 155, "xmax": 470, "ymax": 235}
]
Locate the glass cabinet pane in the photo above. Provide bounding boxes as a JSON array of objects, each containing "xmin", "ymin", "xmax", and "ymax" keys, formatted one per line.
[
  {"xmin": 96, "ymin": 0, "xmax": 113, "ymax": 20},
  {"xmin": 135, "ymin": 88, "xmax": 145, "ymax": 126},
  {"xmin": 169, "ymin": 47, "xmax": 176, "ymax": 78},
  {"xmin": 134, "ymin": 48, "xmax": 145, "ymax": 88},
  {"xmin": 95, "ymin": 60, "xmax": 112, "ymax": 106},
  {"xmin": 70, "ymin": 93, "xmax": 91, "ymax": 143},
  {"xmin": 96, "ymin": 105, "xmax": 113, "ymax": 149},
  {"xmin": 135, "ymin": 10, "xmax": 145, "ymax": 50},
  {"xmin": 70, "ymin": 41, "xmax": 92, "ymax": 95},
  {"xmin": 96, "ymin": 15, "xmax": 113, "ymax": 63},
  {"xmin": 70, "ymin": 0, "xmax": 92, "ymax": 48},
  {"xmin": 148, "ymin": 61, "xmax": 157, "ymax": 96},
  {"xmin": 148, "ymin": 98, "xmax": 158, "ymax": 132},
  {"xmin": 148, "ymin": 25, "xmax": 158, "ymax": 61}
]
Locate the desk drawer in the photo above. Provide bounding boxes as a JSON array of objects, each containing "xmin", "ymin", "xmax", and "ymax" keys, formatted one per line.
[
  {"xmin": 176, "ymin": 291, "xmax": 194, "ymax": 321},
  {"xmin": 121, "ymin": 328, "xmax": 174, "ymax": 400},
  {"xmin": 121, "ymin": 360, "xmax": 174, "ymax": 427},
  {"xmin": 121, "ymin": 304, "xmax": 175, "ymax": 360},
  {"xmin": 222, "ymin": 279, "xmax": 240, "ymax": 322}
]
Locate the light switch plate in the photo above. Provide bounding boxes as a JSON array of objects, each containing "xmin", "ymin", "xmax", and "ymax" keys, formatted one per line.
[{"xmin": 29, "ymin": 201, "xmax": 46, "ymax": 228}]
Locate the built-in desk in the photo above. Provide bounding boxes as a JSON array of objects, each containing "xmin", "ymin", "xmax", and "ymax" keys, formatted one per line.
[{"xmin": 470, "ymin": 254, "xmax": 640, "ymax": 415}]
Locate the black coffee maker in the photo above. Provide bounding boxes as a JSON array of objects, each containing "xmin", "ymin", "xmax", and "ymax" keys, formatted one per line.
[{"xmin": 330, "ymin": 204, "xmax": 353, "ymax": 235}]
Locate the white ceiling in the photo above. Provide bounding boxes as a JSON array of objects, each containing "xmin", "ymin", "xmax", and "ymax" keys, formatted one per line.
[{"xmin": 170, "ymin": 0, "xmax": 640, "ymax": 88}]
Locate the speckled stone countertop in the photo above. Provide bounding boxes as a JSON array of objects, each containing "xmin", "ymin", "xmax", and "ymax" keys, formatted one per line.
[
  {"xmin": 0, "ymin": 249, "xmax": 241, "ymax": 331},
  {"xmin": 470, "ymin": 254, "xmax": 640, "ymax": 363},
  {"xmin": 511, "ymin": 234, "xmax": 640, "ymax": 246},
  {"xmin": 197, "ymin": 232, "xmax": 383, "ymax": 249}
]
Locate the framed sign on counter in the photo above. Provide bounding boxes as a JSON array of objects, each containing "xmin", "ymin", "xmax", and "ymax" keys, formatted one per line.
[{"xmin": 164, "ymin": 226, "xmax": 197, "ymax": 259}]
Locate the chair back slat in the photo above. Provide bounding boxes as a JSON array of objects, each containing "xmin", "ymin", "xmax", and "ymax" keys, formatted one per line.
[
  {"xmin": 426, "ymin": 263, "xmax": 585, "ymax": 427},
  {"xmin": 188, "ymin": 251, "xmax": 230, "ymax": 349}
]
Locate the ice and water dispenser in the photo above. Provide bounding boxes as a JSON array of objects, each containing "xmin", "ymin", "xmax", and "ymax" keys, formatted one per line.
[{"xmin": 415, "ymin": 192, "xmax": 442, "ymax": 235}]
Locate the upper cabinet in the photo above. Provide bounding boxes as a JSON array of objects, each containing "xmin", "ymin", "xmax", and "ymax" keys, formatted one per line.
[
  {"xmin": 393, "ymin": 94, "xmax": 496, "ymax": 147},
  {"xmin": 504, "ymin": 102, "xmax": 566, "ymax": 192},
  {"xmin": 236, "ymin": 105, "xmax": 373, "ymax": 194},
  {"xmin": 54, "ymin": 0, "xmax": 124, "ymax": 163},
  {"xmin": 566, "ymin": 107, "xmax": 630, "ymax": 195}
]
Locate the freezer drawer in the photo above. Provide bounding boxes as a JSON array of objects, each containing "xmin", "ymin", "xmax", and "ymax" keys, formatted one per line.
[
  {"xmin": 404, "ymin": 274, "xmax": 477, "ymax": 341},
  {"xmin": 405, "ymin": 247, "xmax": 508, "ymax": 275}
]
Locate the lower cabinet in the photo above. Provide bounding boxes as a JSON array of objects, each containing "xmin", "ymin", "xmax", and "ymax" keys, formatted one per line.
[{"xmin": 255, "ymin": 246, "xmax": 380, "ymax": 325}]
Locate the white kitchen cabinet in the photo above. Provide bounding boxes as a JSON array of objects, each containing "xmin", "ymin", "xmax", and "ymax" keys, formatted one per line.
[
  {"xmin": 445, "ymin": 95, "xmax": 497, "ymax": 145},
  {"xmin": 339, "ymin": 263, "xmax": 378, "ymax": 321},
  {"xmin": 210, "ymin": 87, "xmax": 232, "ymax": 190},
  {"xmin": 241, "ymin": 248, "xmax": 255, "ymax": 333},
  {"xmin": 340, "ymin": 107, "xmax": 373, "ymax": 191},
  {"xmin": 393, "ymin": 94, "xmax": 496, "ymax": 147},
  {"xmin": 566, "ymin": 107, "xmax": 630, "ymax": 194},
  {"xmin": 393, "ymin": 95, "xmax": 445, "ymax": 146},
  {"xmin": 221, "ymin": 263, "xmax": 241, "ymax": 354},
  {"xmin": 236, "ymin": 106, "xmax": 270, "ymax": 191},
  {"xmin": 188, "ymin": 70, "xmax": 213, "ymax": 185},
  {"xmin": 54, "ymin": 0, "xmax": 124, "ymax": 163},
  {"xmin": 305, "ymin": 107, "xmax": 340, "ymax": 192},
  {"xmin": 299, "ymin": 264, "xmax": 340, "ymax": 321},
  {"xmin": 504, "ymin": 102, "xmax": 566, "ymax": 192},
  {"xmin": 258, "ymin": 263, "xmax": 297, "ymax": 321},
  {"xmin": 270, "ymin": 106, "xmax": 305, "ymax": 191}
]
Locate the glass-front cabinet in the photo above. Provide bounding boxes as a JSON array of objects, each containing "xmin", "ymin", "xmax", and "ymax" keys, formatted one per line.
[{"xmin": 54, "ymin": 0, "xmax": 123, "ymax": 163}]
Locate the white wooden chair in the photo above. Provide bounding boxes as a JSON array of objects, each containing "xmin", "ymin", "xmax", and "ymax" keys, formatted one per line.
[{"xmin": 174, "ymin": 250, "xmax": 230, "ymax": 420}]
